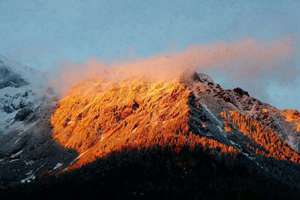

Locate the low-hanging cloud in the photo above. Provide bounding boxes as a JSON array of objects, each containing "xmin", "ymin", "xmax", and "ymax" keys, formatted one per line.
[{"xmin": 50, "ymin": 38, "xmax": 296, "ymax": 100}]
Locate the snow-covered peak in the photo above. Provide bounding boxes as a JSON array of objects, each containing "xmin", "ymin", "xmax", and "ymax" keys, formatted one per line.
[{"xmin": 0, "ymin": 57, "xmax": 49, "ymax": 134}]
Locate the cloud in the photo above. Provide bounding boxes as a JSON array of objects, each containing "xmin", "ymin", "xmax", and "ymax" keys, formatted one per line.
[{"xmin": 50, "ymin": 38, "xmax": 295, "ymax": 100}]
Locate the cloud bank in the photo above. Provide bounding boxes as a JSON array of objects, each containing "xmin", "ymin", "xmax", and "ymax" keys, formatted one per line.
[{"xmin": 51, "ymin": 38, "xmax": 296, "ymax": 103}]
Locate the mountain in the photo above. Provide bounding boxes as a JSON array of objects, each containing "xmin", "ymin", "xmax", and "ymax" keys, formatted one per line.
[
  {"xmin": 0, "ymin": 68, "xmax": 300, "ymax": 199},
  {"xmin": 0, "ymin": 57, "xmax": 75, "ymax": 185},
  {"xmin": 50, "ymin": 72, "xmax": 300, "ymax": 171}
]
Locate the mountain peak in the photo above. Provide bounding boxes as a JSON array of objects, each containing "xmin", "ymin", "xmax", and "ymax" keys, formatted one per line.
[
  {"xmin": 1, "ymin": 70, "xmax": 300, "ymax": 195},
  {"xmin": 49, "ymin": 73, "xmax": 300, "ymax": 174}
]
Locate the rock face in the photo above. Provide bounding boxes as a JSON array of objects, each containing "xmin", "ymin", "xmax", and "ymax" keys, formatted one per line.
[{"xmin": 1, "ymin": 68, "xmax": 300, "ymax": 195}]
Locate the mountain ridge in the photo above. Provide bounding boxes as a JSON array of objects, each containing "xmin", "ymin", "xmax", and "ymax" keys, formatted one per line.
[
  {"xmin": 1, "ymin": 68, "xmax": 300, "ymax": 199},
  {"xmin": 49, "ymin": 72, "xmax": 300, "ymax": 181}
]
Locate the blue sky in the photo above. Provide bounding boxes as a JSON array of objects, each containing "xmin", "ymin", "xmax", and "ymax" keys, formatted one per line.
[{"xmin": 0, "ymin": 0, "xmax": 299, "ymax": 109}]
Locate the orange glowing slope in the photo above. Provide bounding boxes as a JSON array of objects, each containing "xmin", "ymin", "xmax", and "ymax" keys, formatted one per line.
[
  {"xmin": 50, "ymin": 74, "xmax": 300, "ymax": 169},
  {"xmin": 51, "ymin": 78, "xmax": 237, "ymax": 168}
]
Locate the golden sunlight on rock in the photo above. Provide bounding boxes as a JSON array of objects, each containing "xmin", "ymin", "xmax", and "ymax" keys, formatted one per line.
[
  {"xmin": 51, "ymin": 78, "xmax": 237, "ymax": 168},
  {"xmin": 283, "ymin": 109, "xmax": 300, "ymax": 132},
  {"xmin": 221, "ymin": 111, "xmax": 300, "ymax": 163}
]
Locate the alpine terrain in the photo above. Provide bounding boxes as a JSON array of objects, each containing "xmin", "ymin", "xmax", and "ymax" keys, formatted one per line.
[{"xmin": 0, "ymin": 60, "xmax": 300, "ymax": 199}]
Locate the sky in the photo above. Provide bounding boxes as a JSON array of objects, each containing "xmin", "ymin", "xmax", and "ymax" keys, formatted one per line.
[{"xmin": 0, "ymin": 0, "xmax": 299, "ymax": 109}]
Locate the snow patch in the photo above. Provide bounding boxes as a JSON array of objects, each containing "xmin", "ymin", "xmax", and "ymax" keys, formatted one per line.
[
  {"xmin": 25, "ymin": 160, "xmax": 35, "ymax": 166},
  {"xmin": 53, "ymin": 162, "xmax": 63, "ymax": 170},
  {"xmin": 14, "ymin": 137, "xmax": 21, "ymax": 144},
  {"xmin": 202, "ymin": 104, "xmax": 223, "ymax": 126},
  {"xmin": 10, "ymin": 149, "xmax": 23, "ymax": 158},
  {"xmin": 9, "ymin": 158, "xmax": 19, "ymax": 163},
  {"xmin": 20, "ymin": 170, "xmax": 36, "ymax": 184}
]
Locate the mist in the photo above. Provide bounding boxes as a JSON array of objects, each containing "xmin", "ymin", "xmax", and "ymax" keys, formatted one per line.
[{"xmin": 50, "ymin": 38, "xmax": 297, "ymax": 108}]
